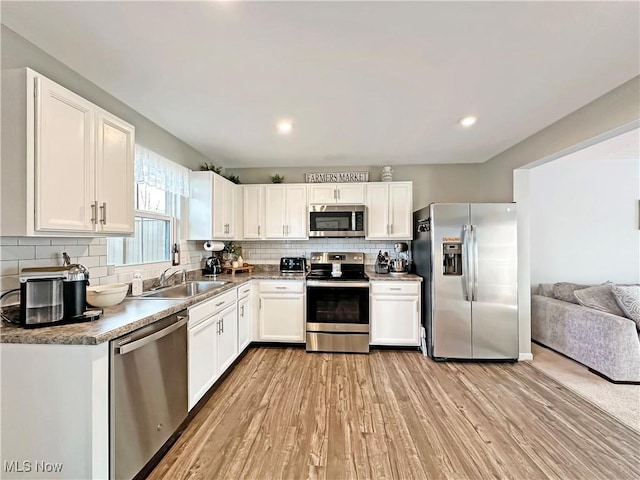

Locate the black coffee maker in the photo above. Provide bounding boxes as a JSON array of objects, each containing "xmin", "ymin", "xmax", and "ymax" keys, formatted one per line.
[
  {"xmin": 203, "ymin": 256, "xmax": 222, "ymax": 276},
  {"xmin": 63, "ymin": 264, "xmax": 90, "ymax": 319}
]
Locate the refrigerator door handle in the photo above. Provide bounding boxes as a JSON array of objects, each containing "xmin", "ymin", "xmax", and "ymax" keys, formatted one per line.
[
  {"xmin": 462, "ymin": 225, "xmax": 472, "ymax": 301},
  {"xmin": 471, "ymin": 224, "xmax": 479, "ymax": 302}
]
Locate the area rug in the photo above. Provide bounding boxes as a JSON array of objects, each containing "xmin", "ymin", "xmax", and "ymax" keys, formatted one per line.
[{"xmin": 530, "ymin": 343, "xmax": 640, "ymax": 433}]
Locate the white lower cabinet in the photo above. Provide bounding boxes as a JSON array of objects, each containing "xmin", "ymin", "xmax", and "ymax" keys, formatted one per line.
[
  {"xmin": 370, "ymin": 281, "xmax": 421, "ymax": 346},
  {"xmin": 217, "ymin": 304, "xmax": 239, "ymax": 374},
  {"xmin": 258, "ymin": 281, "xmax": 305, "ymax": 342},
  {"xmin": 187, "ymin": 289, "xmax": 238, "ymax": 410},
  {"xmin": 187, "ymin": 316, "xmax": 218, "ymax": 410},
  {"xmin": 237, "ymin": 282, "xmax": 253, "ymax": 352}
]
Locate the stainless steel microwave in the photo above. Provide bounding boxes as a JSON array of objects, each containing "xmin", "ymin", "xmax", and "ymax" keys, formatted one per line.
[{"xmin": 308, "ymin": 204, "xmax": 366, "ymax": 237}]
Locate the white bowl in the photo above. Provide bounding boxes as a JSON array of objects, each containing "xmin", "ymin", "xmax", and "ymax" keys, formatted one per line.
[{"xmin": 86, "ymin": 283, "xmax": 129, "ymax": 308}]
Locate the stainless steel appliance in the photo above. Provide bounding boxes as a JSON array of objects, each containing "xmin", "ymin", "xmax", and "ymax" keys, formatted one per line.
[
  {"xmin": 308, "ymin": 205, "xmax": 366, "ymax": 237},
  {"xmin": 390, "ymin": 242, "xmax": 411, "ymax": 274},
  {"xmin": 412, "ymin": 203, "xmax": 518, "ymax": 360},
  {"xmin": 280, "ymin": 256, "xmax": 307, "ymax": 274},
  {"xmin": 19, "ymin": 274, "xmax": 65, "ymax": 327},
  {"xmin": 306, "ymin": 252, "xmax": 370, "ymax": 353},
  {"xmin": 110, "ymin": 311, "xmax": 188, "ymax": 480},
  {"xmin": 15, "ymin": 265, "xmax": 98, "ymax": 327}
]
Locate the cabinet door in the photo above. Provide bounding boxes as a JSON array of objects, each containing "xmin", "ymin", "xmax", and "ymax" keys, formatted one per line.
[
  {"xmin": 217, "ymin": 305, "xmax": 238, "ymax": 375},
  {"xmin": 188, "ymin": 171, "xmax": 215, "ymax": 240},
  {"xmin": 264, "ymin": 186, "xmax": 286, "ymax": 238},
  {"xmin": 285, "ymin": 185, "xmax": 308, "ymax": 239},
  {"xmin": 238, "ymin": 295, "xmax": 252, "ymax": 352},
  {"xmin": 258, "ymin": 293, "xmax": 305, "ymax": 342},
  {"xmin": 308, "ymin": 184, "xmax": 336, "ymax": 204},
  {"xmin": 188, "ymin": 316, "xmax": 218, "ymax": 410},
  {"xmin": 212, "ymin": 173, "xmax": 227, "ymax": 238},
  {"xmin": 336, "ymin": 183, "xmax": 365, "ymax": 204},
  {"xmin": 388, "ymin": 182, "xmax": 413, "ymax": 239},
  {"xmin": 35, "ymin": 74, "xmax": 96, "ymax": 232},
  {"xmin": 365, "ymin": 183, "xmax": 389, "ymax": 239},
  {"xmin": 243, "ymin": 185, "xmax": 264, "ymax": 239},
  {"xmin": 370, "ymin": 295, "xmax": 420, "ymax": 346},
  {"xmin": 95, "ymin": 109, "xmax": 135, "ymax": 234}
]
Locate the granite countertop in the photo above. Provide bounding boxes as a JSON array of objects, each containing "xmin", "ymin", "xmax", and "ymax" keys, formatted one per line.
[
  {"xmin": 0, "ymin": 266, "xmax": 417, "ymax": 346},
  {"xmin": 365, "ymin": 269, "xmax": 423, "ymax": 281},
  {"xmin": 0, "ymin": 268, "xmax": 307, "ymax": 346}
]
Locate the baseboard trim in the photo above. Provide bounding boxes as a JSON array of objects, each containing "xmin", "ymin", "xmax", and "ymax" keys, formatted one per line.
[{"xmin": 519, "ymin": 352, "xmax": 534, "ymax": 361}]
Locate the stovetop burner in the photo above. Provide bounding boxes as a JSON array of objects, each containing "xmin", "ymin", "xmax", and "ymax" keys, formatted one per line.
[{"xmin": 307, "ymin": 251, "xmax": 368, "ymax": 282}]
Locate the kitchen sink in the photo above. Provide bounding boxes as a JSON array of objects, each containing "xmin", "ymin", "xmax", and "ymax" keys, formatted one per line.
[{"xmin": 140, "ymin": 281, "xmax": 229, "ymax": 299}]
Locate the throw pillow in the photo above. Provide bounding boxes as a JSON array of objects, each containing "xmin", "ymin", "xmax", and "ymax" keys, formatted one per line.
[
  {"xmin": 537, "ymin": 284, "xmax": 555, "ymax": 297},
  {"xmin": 611, "ymin": 285, "xmax": 640, "ymax": 329},
  {"xmin": 573, "ymin": 283, "xmax": 626, "ymax": 318},
  {"xmin": 552, "ymin": 282, "xmax": 590, "ymax": 304}
]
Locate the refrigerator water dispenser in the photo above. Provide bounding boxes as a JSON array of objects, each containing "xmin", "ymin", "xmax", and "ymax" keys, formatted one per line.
[{"xmin": 442, "ymin": 243, "xmax": 462, "ymax": 275}]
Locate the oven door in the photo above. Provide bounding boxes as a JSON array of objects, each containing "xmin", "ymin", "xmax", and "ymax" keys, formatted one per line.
[{"xmin": 306, "ymin": 281, "xmax": 370, "ymax": 353}]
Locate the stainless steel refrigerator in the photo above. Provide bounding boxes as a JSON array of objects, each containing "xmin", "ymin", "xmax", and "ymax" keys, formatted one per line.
[{"xmin": 412, "ymin": 203, "xmax": 518, "ymax": 360}]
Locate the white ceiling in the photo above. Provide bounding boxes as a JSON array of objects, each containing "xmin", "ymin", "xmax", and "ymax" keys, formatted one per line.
[{"xmin": 2, "ymin": 1, "xmax": 639, "ymax": 168}]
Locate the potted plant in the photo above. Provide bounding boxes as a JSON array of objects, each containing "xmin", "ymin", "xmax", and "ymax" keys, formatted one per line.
[
  {"xmin": 200, "ymin": 162, "xmax": 222, "ymax": 174},
  {"xmin": 270, "ymin": 173, "xmax": 285, "ymax": 183}
]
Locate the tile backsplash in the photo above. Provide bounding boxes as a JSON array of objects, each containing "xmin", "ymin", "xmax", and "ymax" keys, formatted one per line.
[
  {"xmin": 235, "ymin": 238, "xmax": 404, "ymax": 265},
  {"xmin": 0, "ymin": 236, "xmax": 408, "ymax": 301}
]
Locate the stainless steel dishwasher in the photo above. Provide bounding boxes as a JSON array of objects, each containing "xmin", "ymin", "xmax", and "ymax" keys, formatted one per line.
[{"xmin": 110, "ymin": 310, "xmax": 188, "ymax": 480}]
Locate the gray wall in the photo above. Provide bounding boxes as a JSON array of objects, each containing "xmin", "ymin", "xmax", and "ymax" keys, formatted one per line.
[{"xmin": 1, "ymin": 25, "xmax": 213, "ymax": 171}]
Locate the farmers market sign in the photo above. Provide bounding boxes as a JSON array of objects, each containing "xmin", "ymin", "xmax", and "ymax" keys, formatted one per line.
[{"xmin": 305, "ymin": 171, "xmax": 369, "ymax": 183}]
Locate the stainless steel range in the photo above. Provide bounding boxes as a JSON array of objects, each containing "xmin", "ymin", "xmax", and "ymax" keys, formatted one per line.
[{"xmin": 306, "ymin": 252, "xmax": 370, "ymax": 353}]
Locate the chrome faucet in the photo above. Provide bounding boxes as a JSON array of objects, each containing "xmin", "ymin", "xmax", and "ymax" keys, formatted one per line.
[{"xmin": 158, "ymin": 267, "xmax": 187, "ymax": 288}]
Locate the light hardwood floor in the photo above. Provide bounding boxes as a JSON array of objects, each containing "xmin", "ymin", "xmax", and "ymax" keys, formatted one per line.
[{"xmin": 149, "ymin": 347, "xmax": 640, "ymax": 480}]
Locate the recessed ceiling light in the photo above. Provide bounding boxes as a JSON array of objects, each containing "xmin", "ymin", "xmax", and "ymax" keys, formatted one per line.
[
  {"xmin": 459, "ymin": 116, "xmax": 478, "ymax": 128},
  {"xmin": 277, "ymin": 120, "xmax": 294, "ymax": 134}
]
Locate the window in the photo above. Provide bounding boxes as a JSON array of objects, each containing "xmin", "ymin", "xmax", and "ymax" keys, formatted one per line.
[{"xmin": 107, "ymin": 146, "xmax": 190, "ymax": 267}]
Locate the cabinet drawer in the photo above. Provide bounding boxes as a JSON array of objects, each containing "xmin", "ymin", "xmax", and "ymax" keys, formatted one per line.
[
  {"xmin": 188, "ymin": 289, "xmax": 238, "ymax": 325},
  {"xmin": 370, "ymin": 281, "xmax": 420, "ymax": 295},
  {"xmin": 237, "ymin": 281, "xmax": 252, "ymax": 299},
  {"xmin": 259, "ymin": 281, "xmax": 304, "ymax": 294}
]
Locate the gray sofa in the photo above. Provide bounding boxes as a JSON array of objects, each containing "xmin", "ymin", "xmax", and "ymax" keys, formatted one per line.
[{"xmin": 532, "ymin": 285, "xmax": 640, "ymax": 383}]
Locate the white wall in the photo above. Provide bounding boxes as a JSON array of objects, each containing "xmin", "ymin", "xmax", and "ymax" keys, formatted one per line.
[{"xmin": 529, "ymin": 129, "xmax": 640, "ymax": 285}]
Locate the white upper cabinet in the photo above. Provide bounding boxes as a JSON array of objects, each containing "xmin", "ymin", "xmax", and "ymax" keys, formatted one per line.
[
  {"xmin": 1, "ymin": 68, "xmax": 135, "ymax": 236},
  {"xmin": 188, "ymin": 171, "xmax": 237, "ymax": 240},
  {"xmin": 242, "ymin": 185, "xmax": 265, "ymax": 239},
  {"xmin": 366, "ymin": 181, "xmax": 413, "ymax": 240},
  {"xmin": 95, "ymin": 109, "xmax": 135, "ymax": 234},
  {"xmin": 264, "ymin": 185, "xmax": 308, "ymax": 239},
  {"xmin": 308, "ymin": 183, "xmax": 366, "ymax": 204}
]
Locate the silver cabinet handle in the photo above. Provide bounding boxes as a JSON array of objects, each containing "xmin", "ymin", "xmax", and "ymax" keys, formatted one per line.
[
  {"xmin": 333, "ymin": 188, "xmax": 337, "ymax": 200},
  {"xmin": 221, "ymin": 318, "xmax": 224, "ymax": 334},
  {"xmin": 116, "ymin": 317, "xmax": 187, "ymax": 355},
  {"xmin": 390, "ymin": 287, "xmax": 401, "ymax": 291},
  {"xmin": 275, "ymin": 286, "xmax": 287, "ymax": 290},
  {"xmin": 100, "ymin": 202, "xmax": 107, "ymax": 224},
  {"xmin": 282, "ymin": 225, "xmax": 285, "ymax": 235},
  {"xmin": 215, "ymin": 301, "xmax": 225, "ymax": 307},
  {"xmin": 91, "ymin": 201, "xmax": 98, "ymax": 224},
  {"xmin": 337, "ymin": 189, "xmax": 340, "ymax": 200},
  {"xmin": 241, "ymin": 305, "xmax": 244, "ymax": 316},
  {"xmin": 258, "ymin": 225, "xmax": 260, "ymax": 236}
]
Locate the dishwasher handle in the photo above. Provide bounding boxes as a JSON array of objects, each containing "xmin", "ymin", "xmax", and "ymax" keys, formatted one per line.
[{"xmin": 115, "ymin": 316, "xmax": 187, "ymax": 355}]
